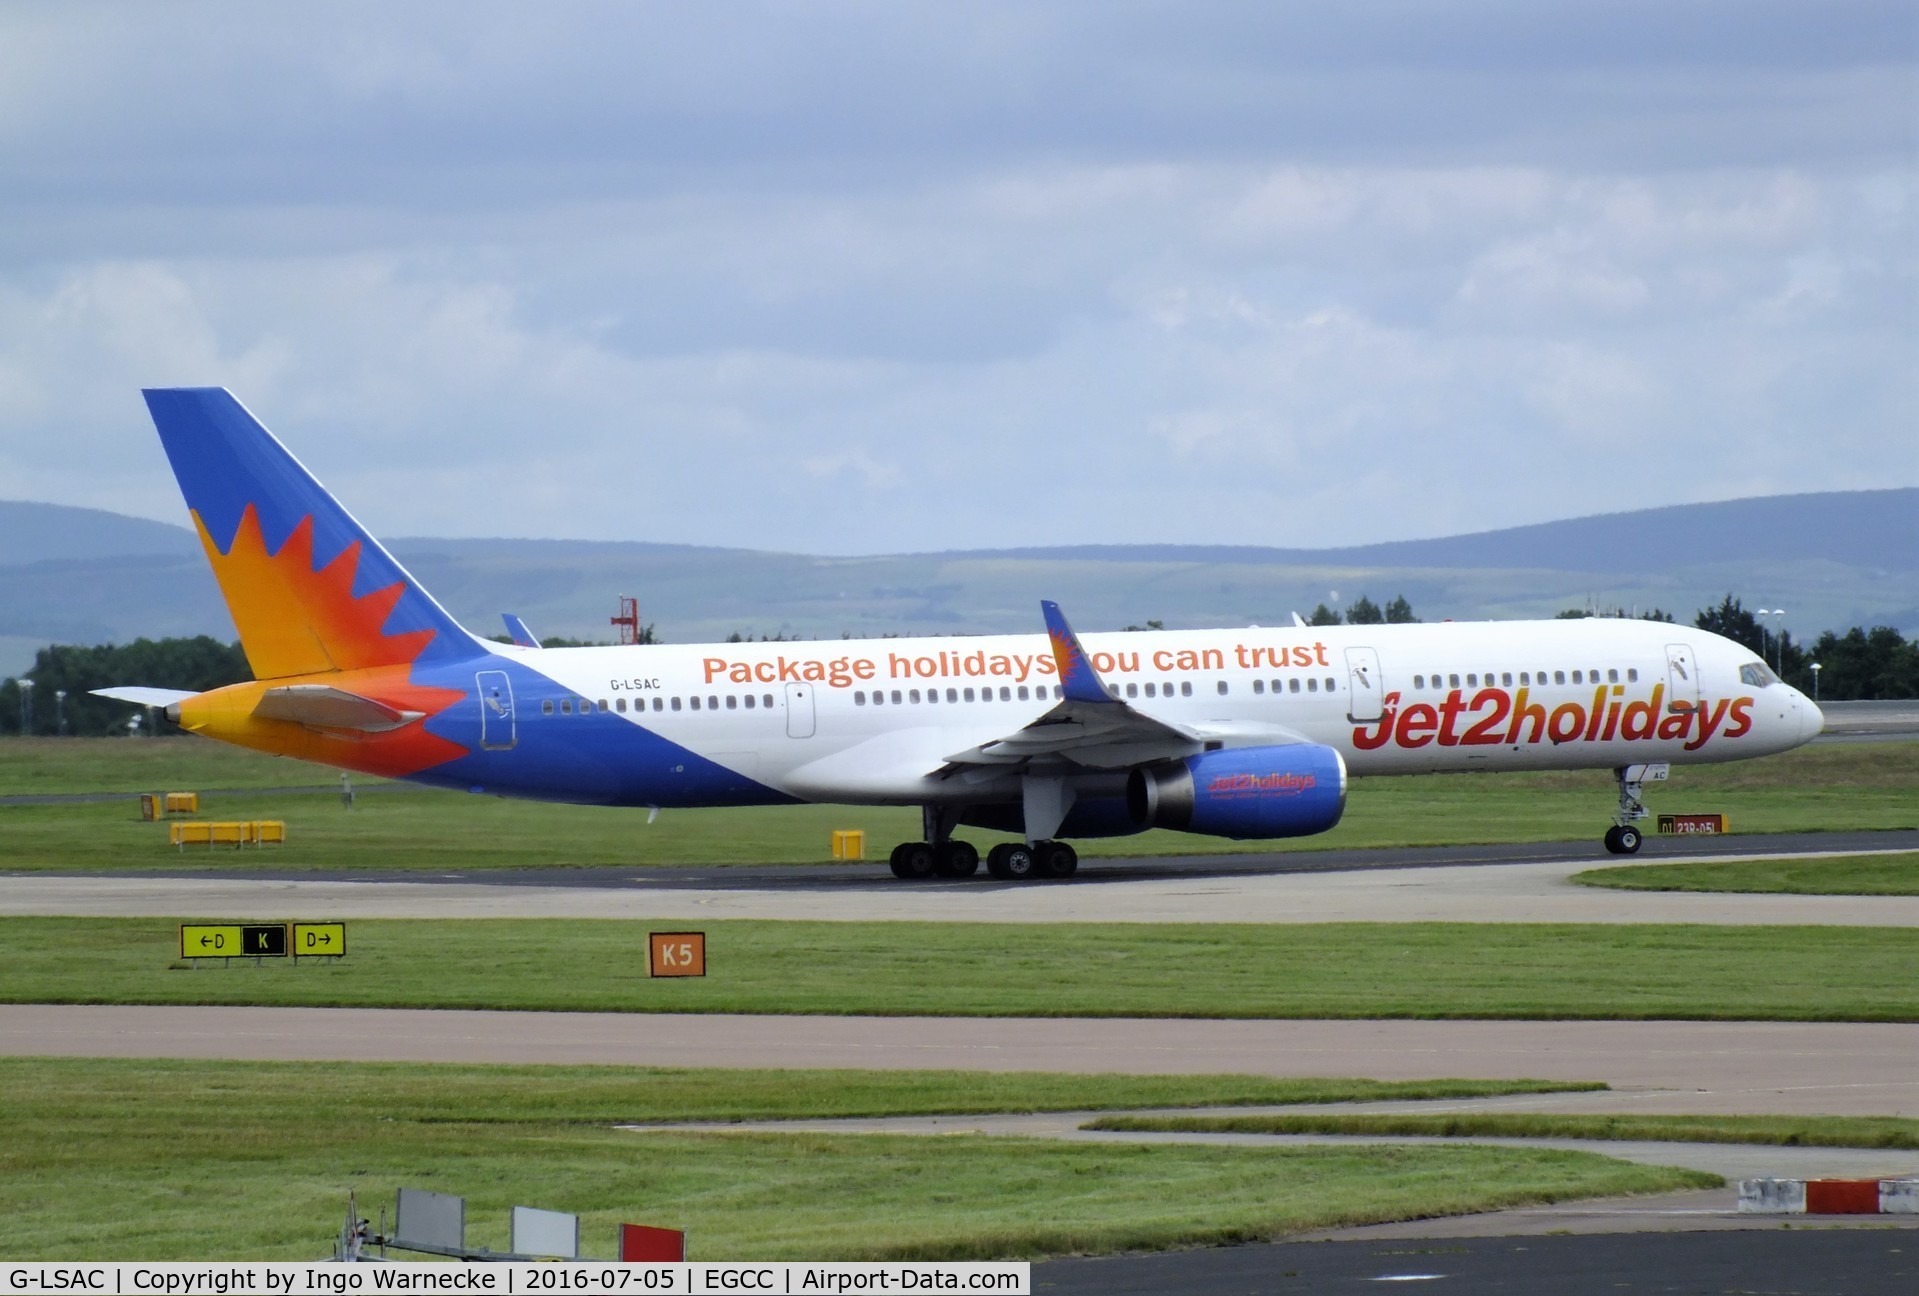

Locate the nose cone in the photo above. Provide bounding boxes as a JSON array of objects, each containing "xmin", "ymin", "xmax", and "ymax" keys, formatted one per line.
[{"xmin": 1797, "ymin": 692, "xmax": 1825, "ymax": 743}]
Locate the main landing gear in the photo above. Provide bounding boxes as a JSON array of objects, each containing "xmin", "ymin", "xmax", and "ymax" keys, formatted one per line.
[
  {"xmin": 888, "ymin": 838, "xmax": 1078, "ymax": 880},
  {"xmin": 887, "ymin": 804, "xmax": 1078, "ymax": 881},
  {"xmin": 1603, "ymin": 762, "xmax": 1667, "ymax": 855}
]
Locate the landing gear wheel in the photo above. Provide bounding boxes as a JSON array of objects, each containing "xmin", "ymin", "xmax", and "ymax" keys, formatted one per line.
[
  {"xmin": 1603, "ymin": 825, "xmax": 1643, "ymax": 855},
  {"xmin": 986, "ymin": 842, "xmax": 1038, "ymax": 880},
  {"xmin": 889, "ymin": 841, "xmax": 937, "ymax": 879},
  {"xmin": 1035, "ymin": 841, "xmax": 1078, "ymax": 878},
  {"xmin": 935, "ymin": 840, "xmax": 980, "ymax": 878}
]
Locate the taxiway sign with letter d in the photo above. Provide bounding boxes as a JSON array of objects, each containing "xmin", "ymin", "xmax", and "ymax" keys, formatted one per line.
[
  {"xmin": 293, "ymin": 923, "xmax": 346, "ymax": 957},
  {"xmin": 179, "ymin": 923, "xmax": 287, "ymax": 959}
]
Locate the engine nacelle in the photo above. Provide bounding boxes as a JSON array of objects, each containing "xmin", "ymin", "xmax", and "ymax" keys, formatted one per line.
[{"xmin": 1127, "ymin": 744, "xmax": 1347, "ymax": 840}]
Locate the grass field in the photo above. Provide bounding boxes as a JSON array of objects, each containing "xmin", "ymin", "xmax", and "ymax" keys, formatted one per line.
[
  {"xmin": 1087, "ymin": 1112, "xmax": 1919, "ymax": 1150},
  {"xmin": 0, "ymin": 1058, "xmax": 1708, "ymax": 1261},
  {"xmin": 1575, "ymin": 852, "xmax": 1919, "ymax": 895},
  {"xmin": 1, "ymin": 738, "xmax": 1915, "ymax": 873},
  {"xmin": 4, "ymin": 917, "xmax": 1914, "ymax": 1020}
]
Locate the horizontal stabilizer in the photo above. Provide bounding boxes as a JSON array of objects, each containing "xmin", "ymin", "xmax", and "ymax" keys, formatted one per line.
[
  {"xmin": 90, "ymin": 686, "xmax": 198, "ymax": 707},
  {"xmin": 252, "ymin": 684, "xmax": 424, "ymax": 733}
]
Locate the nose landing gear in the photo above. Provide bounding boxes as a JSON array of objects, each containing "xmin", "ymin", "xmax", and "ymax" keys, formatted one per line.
[{"xmin": 1605, "ymin": 762, "xmax": 1667, "ymax": 855}]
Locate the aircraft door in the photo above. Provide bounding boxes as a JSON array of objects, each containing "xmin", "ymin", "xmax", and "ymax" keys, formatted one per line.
[
  {"xmin": 785, "ymin": 682, "xmax": 816, "ymax": 738},
  {"xmin": 1344, "ymin": 646, "xmax": 1385, "ymax": 723},
  {"xmin": 1664, "ymin": 643, "xmax": 1700, "ymax": 714},
  {"xmin": 477, "ymin": 670, "xmax": 516, "ymax": 750}
]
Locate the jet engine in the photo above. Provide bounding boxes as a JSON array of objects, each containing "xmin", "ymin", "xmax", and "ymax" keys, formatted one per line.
[{"xmin": 1127, "ymin": 744, "xmax": 1347, "ymax": 840}]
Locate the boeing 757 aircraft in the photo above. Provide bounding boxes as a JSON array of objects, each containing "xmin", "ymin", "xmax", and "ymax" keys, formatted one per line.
[{"xmin": 99, "ymin": 389, "xmax": 1824, "ymax": 880}]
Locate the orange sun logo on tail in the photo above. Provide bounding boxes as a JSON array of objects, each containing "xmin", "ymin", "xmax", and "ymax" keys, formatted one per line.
[{"xmin": 183, "ymin": 503, "xmax": 470, "ymax": 777}]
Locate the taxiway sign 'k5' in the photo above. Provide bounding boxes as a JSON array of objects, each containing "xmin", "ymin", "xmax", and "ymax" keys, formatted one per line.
[{"xmin": 98, "ymin": 389, "xmax": 1823, "ymax": 881}]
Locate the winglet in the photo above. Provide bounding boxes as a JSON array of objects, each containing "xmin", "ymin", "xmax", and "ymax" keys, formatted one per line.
[
  {"xmin": 502, "ymin": 614, "xmax": 540, "ymax": 648},
  {"xmin": 1041, "ymin": 600, "xmax": 1114, "ymax": 704}
]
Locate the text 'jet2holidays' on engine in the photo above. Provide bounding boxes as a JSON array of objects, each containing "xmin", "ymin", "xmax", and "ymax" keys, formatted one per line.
[{"xmin": 97, "ymin": 389, "xmax": 1823, "ymax": 880}]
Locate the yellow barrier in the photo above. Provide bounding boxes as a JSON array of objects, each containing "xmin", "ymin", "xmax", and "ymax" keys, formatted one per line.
[
  {"xmin": 140, "ymin": 794, "xmax": 162, "ymax": 822},
  {"xmin": 165, "ymin": 792, "xmax": 200, "ymax": 814},
  {"xmin": 168, "ymin": 820, "xmax": 288, "ymax": 848},
  {"xmin": 830, "ymin": 829, "xmax": 865, "ymax": 861}
]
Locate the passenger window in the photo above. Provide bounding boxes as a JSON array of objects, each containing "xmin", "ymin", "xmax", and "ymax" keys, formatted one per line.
[
  {"xmin": 1182, "ymin": 682, "xmax": 1193, "ymax": 697},
  {"xmin": 744, "ymin": 694, "xmax": 756, "ymax": 708},
  {"xmin": 541, "ymin": 700, "xmax": 554, "ymax": 715},
  {"xmin": 726, "ymin": 695, "xmax": 737, "ymax": 710},
  {"xmin": 689, "ymin": 697, "xmax": 700, "ymax": 711},
  {"xmin": 560, "ymin": 699, "xmax": 572, "ymax": 715},
  {"xmin": 670, "ymin": 697, "xmax": 682, "ymax": 712},
  {"xmin": 598, "ymin": 700, "xmax": 608, "ymax": 712},
  {"xmin": 890, "ymin": 690, "xmax": 902, "ymax": 704},
  {"xmin": 909, "ymin": 689, "xmax": 921, "ymax": 704},
  {"xmin": 1413, "ymin": 675, "xmax": 1424, "ymax": 689},
  {"xmin": 964, "ymin": 688, "xmax": 975, "ymax": 702},
  {"xmin": 1307, "ymin": 678, "xmax": 1318, "ymax": 692},
  {"xmin": 1466, "ymin": 674, "xmax": 1477, "ymax": 687},
  {"xmin": 947, "ymin": 688, "xmax": 958, "ymax": 703},
  {"xmin": 1502, "ymin": 673, "xmax": 1513, "ymax": 686},
  {"xmin": 1326, "ymin": 678, "xmax": 1337, "ymax": 691},
  {"xmin": 1628, "ymin": 668, "xmax": 1638, "ymax": 683},
  {"xmin": 762, "ymin": 694, "xmax": 772, "ymax": 708},
  {"xmin": 708, "ymin": 696, "xmax": 718, "ymax": 710},
  {"xmin": 1019, "ymin": 686, "xmax": 1031, "ymax": 701},
  {"xmin": 1608, "ymin": 669, "xmax": 1618, "ymax": 683},
  {"xmin": 1217, "ymin": 680, "xmax": 1229, "ymax": 695},
  {"xmin": 1126, "ymin": 683, "xmax": 1139, "ymax": 698},
  {"xmin": 1554, "ymin": 671, "xmax": 1565, "ymax": 685},
  {"xmin": 1572, "ymin": 670, "xmax": 1583, "ymax": 685},
  {"xmin": 999, "ymin": 687, "xmax": 1011, "ymax": 701},
  {"xmin": 1288, "ymin": 679, "xmax": 1299, "ymax": 694},
  {"xmin": 653, "ymin": 697, "xmax": 663, "ymax": 712},
  {"xmin": 927, "ymin": 689, "xmax": 939, "ymax": 705}
]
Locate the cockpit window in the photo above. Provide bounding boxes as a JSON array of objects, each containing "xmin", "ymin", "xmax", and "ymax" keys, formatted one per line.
[{"xmin": 1739, "ymin": 662, "xmax": 1779, "ymax": 688}]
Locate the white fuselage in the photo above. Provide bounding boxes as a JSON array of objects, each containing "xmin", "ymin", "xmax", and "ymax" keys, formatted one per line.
[{"xmin": 488, "ymin": 618, "xmax": 1820, "ymax": 807}]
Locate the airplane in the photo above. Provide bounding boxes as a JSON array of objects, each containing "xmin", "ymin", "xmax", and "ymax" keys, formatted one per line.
[{"xmin": 97, "ymin": 388, "xmax": 1825, "ymax": 880}]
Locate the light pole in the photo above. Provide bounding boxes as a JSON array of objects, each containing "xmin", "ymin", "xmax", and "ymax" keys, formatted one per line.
[
  {"xmin": 17, "ymin": 678, "xmax": 31, "ymax": 735},
  {"xmin": 1811, "ymin": 662, "xmax": 1821, "ymax": 702},
  {"xmin": 1755, "ymin": 608, "xmax": 1787, "ymax": 674},
  {"xmin": 54, "ymin": 689, "xmax": 66, "ymax": 737}
]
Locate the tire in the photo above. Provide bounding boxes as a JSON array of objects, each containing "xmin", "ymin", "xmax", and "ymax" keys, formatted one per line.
[
  {"xmin": 1602, "ymin": 826, "xmax": 1624, "ymax": 855},
  {"xmin": 999, "ymin": 843, "xmax": 1037, "ymax": 879},
  {"xmin": 935, "ymin": 840, "xmax": 980, "ymax": 878},
  {"xmin": 1036, "ymin": 841, "xmax": 1078, "ymax": 878},
  {"xmin": 893, "ymin": 841, "xmax": 937, "ymax": 879},
  {"xmin": 986, "ymin": 843, "xmax": 1014, "ymax": 880},
  {"xmin": 1616, "ymin": 826, "xmax": 1642, "ymax": 854}
]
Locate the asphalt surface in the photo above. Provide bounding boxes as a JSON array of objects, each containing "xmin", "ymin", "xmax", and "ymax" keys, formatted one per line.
[
  {"xmin": 1033, "ymin": 1228, "xmax": 1919, "ymax": 1295},
  {"xmin": 17, "ymin": 826, "xmax": 1913, "ymax": 892},
  {"xmin": 6, "ymin": 1007, "xmax": 1914, "ymax": 1115},
  {"xmin": 7, "ymin": 832, "xmax": 1915, "ymax": 925}
]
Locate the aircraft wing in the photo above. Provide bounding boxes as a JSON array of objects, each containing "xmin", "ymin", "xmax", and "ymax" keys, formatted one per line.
[{"xmin": 940, "ymin": 601, "xmax": 1201, "ymax": 771}]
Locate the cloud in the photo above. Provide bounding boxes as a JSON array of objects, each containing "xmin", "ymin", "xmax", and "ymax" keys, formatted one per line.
[{"xmin": 0, "ymin": 4, "xmax": 1910, "ymax": 556}]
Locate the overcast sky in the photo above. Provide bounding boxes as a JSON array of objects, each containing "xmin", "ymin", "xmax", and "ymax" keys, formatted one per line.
[{"xmin": 1, "ymin": 1, "xmax": 1912, "ymax": 554}]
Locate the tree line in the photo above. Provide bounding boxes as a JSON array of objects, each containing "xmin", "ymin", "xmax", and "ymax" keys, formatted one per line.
[{"xmin": 3, "ymin": 594, "xmax": 1914, "ymax": 734}]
